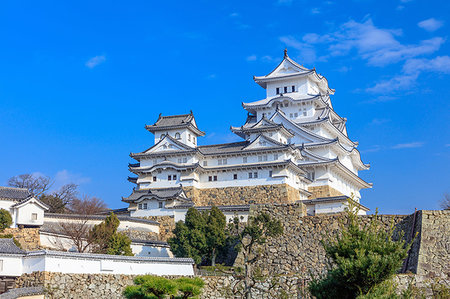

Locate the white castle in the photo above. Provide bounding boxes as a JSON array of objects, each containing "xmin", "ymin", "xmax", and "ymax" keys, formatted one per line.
[{"xmin": 123, "ymin": 50, "xmax": 371, "ymax": 217}]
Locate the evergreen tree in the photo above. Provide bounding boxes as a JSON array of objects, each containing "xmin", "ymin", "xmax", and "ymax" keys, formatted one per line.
[
  {"xmin": 0, "ymin": 209, "xmax": 12, "ymax": 231},
  {"xmin": 309, "ymin": 202, "xmax": 411, "ymax": 299},
  {"xmin": 168, "ymin": 207, "xmax": 227, "ymax": 266},
  {"xmin": 90, "ymin": 212, "xmax": 133, "ymax": 256}
]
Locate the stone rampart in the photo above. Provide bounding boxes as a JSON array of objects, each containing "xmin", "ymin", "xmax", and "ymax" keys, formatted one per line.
[
  {"xmin": 184, "ymin": 184, "xmax": 301, "ymax": 207},
  {"xmin": 307, "ymin": 185, "xmax": 342, "ymax": 199},
  {"xmin": 143, "ymin": 215, "xmax": 175, "ymax": 241},
  {"xmin": 0, "ymin": 227, "xmax": 41, "ymax": 250}
]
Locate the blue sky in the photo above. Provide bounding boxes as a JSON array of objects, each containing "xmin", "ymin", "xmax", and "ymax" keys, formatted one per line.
[{"xmin": 0, "ymin": 0, "xmax": 449, "ymax": 214}]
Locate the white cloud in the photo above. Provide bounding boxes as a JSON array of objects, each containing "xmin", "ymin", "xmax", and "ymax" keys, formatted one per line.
[
  {"xmin": 246, "ymin": 55, "xmax": 257, "ymax": 62},
  {"xmin": 362, "ymin": 96, "xmax": 398, "ymax": 104},
  {"xmin": 85, "ymin": 55, "xmax": 106, "ymax": 68},
  {"xmin": 366, "ymin": 73, "xmax": 418, "ymax": 93},
  {"xmin": 53, "ymin": 170, "xmax": 91, "ymax": 190},
  {"xmin": 280, "ymin": 36, "xmax": 318, "ymax": 64},
  {"xmin": 311, "ymin": 8, "xmax": 320, "ymax": 14},
  {"xmin": 361, "ymin": 145, "xmax": 382, "ymax": 153},
  {"xmin": 418, "ymin": 18, "xmax": 443, "ymax": 32},
  {"xmin": 402, "ymin": 56, "xmax": 450, "ymax": 74},
  {"xmin": 392, "ymin": 142, "xmax": 424, "ymax": 149}
]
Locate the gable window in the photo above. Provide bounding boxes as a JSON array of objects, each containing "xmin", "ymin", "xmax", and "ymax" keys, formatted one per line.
[
  {"xmin": 153, "ymin": 176, "xmax": 157, "ymax": 182},
  {"xmin": 203, "ymin": 161, "xmax": 208, "ymax": 166},
  {"xmin": 233, "ymin": 174, "xmax": 238, "ymax": 180},
  {"xmin": 243, "ymin": 157, "xmax": 247, "ymax": 163},
  {"xmin": 248, "ymin": 172, "xmax": 253, "ymax": 179},
  {"xmin": 168, "ymin": 175, "xmax": 172, "ymax": 181},
  {"xmin": 213, "ymin": 175, "xmax": 218, "ymax": 181},
  {"xmin": 31, "ymin": 213, "xmax": 37, "ymax": 221},
  {"xmin": 173, "ymin": 174, "xmax": 177, "ymax": 180},
  {"xmin": 208, "ymin": 176, "xmax": 213, "ymax": 181},
  {"xmin": 175, "ymin": 132, "xmax": 181, "ymax": 139},
  {"xmin": 143, "ymin": 203, "xmax": 147, "ymax": 209},
  {"xmin": 284, "ymin": 86, "xmax": 288, "ymax": 93},
  {"xmin": 158, "ymin": 202, "xmax": 164, "ymax": 209},
  {"xmin": 291, "ymin": 85, "xmax": 295, "ymax": 92},
  {"xmin": 276, "ymin": 87, "xmax": 280, "ymax": 95},
  {"xmin": 138, "ymin": 204, "xmax": 142, "ymax": 210}
]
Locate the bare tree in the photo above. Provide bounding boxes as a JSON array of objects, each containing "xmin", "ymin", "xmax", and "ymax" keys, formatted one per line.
[
  {"xmin": 50, "ymin": 217, "xmax": 94, "ymax": 253},
  {"xmin": 40, "ymin": 184, "xmax": 79, "ymax": 213},
  {"xmin": 69, "ymin": 195, "xmax": 108, "ymax": 215},
  {"xmin": 8, "ymin": 174, "xmax": 52, "ymax": 196},
  {"xmin": 441, "ymin": 193, "xmax": 450, "ymax": 210}
]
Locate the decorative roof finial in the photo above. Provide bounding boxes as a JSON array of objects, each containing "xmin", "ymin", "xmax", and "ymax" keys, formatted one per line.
[
  {"xmin": 189, "ymin": 110, "xmax": 193, "ymax": 115},
  {"xmin": 284, "ymin": 48, "xmax": 288, "ymax": 58}
]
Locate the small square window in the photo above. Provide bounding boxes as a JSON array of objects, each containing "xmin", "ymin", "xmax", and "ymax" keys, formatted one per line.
[
  {"xmin": 158, "ymin": 202, "xmax": 163, "ymax": 209},
  {"xmin": 258, "ymin": 156, "xmax": 262, "ymax": 162},
  {"xmin": 173, "ymin": 175, "xmax": 177, "ymax": 180},
  {"xmin": 153, "ymin": 176, "xmax": 157, "ymax": 182},
  {"xmin": 294, "ymin": 113, "xmax": 298, "ymax": 117},
  {"xmin": 178, "ymin": 158, "xmax": 182, "ymax": 163},
  {"xmin": 143, "ymin": 203, "xmax": 147, "ymax": 209},
  {"xmin": 31, "ymin": 213, "xmax": 37, "ymax": 221},
  {"xmin": 168, "ymin": 175, "xmax": 172, "ymax": 181},
  {"xmin": 213, "ymin": 176, "xmax": 218, "ymax": 181},
  {"xmin": 203, "ymin": 161, "xmax": 208, "ymax": 166},
  {"xmin": 303, "ymin": 112, "xmax": 307, "ymax": 116},
  {"xmin": 218, "ymin": 159, "xmax": 222, "ymax": 165},
  {"xmin": 263, "ymin": 155, "xmax": 267, "ymax": 161},
  {"xmin": 290, "ymin": 113, "xmax": 293, "ymax": 118},
  {"xmin": 248, "ymin": 172, "xmax": 253, "ymax": 179},
  {"xmin": 138, "ymin": 204, "xmax": 142, "ymax": 210},
  {"xmin": 254, "ymin": 172, "xmax": 258, "ymax": 178},
  {"xmin": 243, "ymin": 157, "xmax": 247, "ymax": 163},
  {"xmin": 233, "ymin": 174, "xmax": 237, "ymax": 180},
  {"xmin": 276, "ymin": 87, "xmax": 280, "ymax": 94},
  {"xmin": 208, "ymin": 176, "xmax": 212, "ymax": 181},
  {"xmin": 273, "ymin": 153, "xmax": 278, "ymax": 160}
]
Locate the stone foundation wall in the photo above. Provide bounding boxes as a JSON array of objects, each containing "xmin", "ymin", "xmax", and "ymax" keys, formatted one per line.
[
  {"xmin": 184, "ymin": 184, "xmax": 301, "ymax": 207},
  {"xmin": 307, "ymin": 185, "xmax": 343, "ymax": 199},
  {"xmin": 122, "ymin": 229, "xmax": 159, "ymax": 241},
  {"xmin": 143, "ymin": 215, "xmax": 175, "ymax": 241},
  {"xmin": 415, "ymin": 210, "xmax": 450, "ymax": 279},
  {"xmin": 0, "ymin": 228, "xmax": 41, "ymax": 250},
  {"xmin": 235, "ymin": 203, "xmax": 419, "ymax": 278}
]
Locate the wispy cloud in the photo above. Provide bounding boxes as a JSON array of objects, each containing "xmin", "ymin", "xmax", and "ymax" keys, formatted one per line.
[
  {"xmin": 276, "ymin": 0, "xmax": 294, "ymax": 5},
  {"xmin": 418, "ymin": 18, "xmax": 444, "ymax": 32},
  {"xmin": 370, "ymin": 118, "xmax": 390, "ymax": 125},
  {"xmin": 361, "ymin": 95, "xmax": 397, "ymax": 104},
  {"xmin": 246, "ymin": 55, "xmax": 257, "ymax": 62},
  {"xmin": 311, "ymin": 8, "xmax": 320, "ymax": 14},
  {"xmin": 85, "ymin": 55, "xmax": 106, "ymax": 69},
  {"xmin": 53, "ymin": 170, "xmax": 91, "ymax": 190},
  {"xmin": 361, "ymin": 145, "xmax": 382, "ymax": 153},
  {"xmin": 229, "ymin": 12, "xmax": 239, "ymax": 18},
  {"xmin": 392, "ymin": 142, "xmax": 424, "ymax": 149}
]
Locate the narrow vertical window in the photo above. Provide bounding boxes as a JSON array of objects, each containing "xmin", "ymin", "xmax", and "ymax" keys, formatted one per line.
[
  {"xmin": 273, "ymin": 153, "xmax": 278, "ymax": 160},
  {"xmin": 276, "ymin": 87, "xmax": 280, "ymax": 94},
  {"xmin": 248, "ymin": 172, "xmax": 253, "ymax": 179},
  {"xmin": 183, "ymin": 157, "xmax": 187, "ymax": 163},
  {"xmin": 143, "ymin": 203, "xmax": 147, "ymax": 209},
  {"xmin": 203, "ymin": 161, "xmax": 208, "ymax": 166},
  {"xmin": 243, "ymin": 157, "xmax": 247, "ymax": 163},
  {"xmin": 208, "ymin": 176, "xmax": 212, "ymax": 181},
  {"xmin": 138, "ymin": 204, "xmax": 142, "ymax": 210},
  {"xmin": 254, "ymin": 172, "xmax": 258, "ymax": 178},
  {"xmin": 284, "ymin": 86, "xmax": 288, "ymax": 93},
  {"xmin": 213, "ymin": 176, "xmax": 218, "ymax": 181},
  {"xmin": 175, "ymin": 132, "xmax": 181, "ymax": 139},
  {"xmin": 173, "ymin": 175, "xmax": 177, "ymax": 180},
  {"xmin": 269, "ymin": 170, "xmax": 273, "ymax": 177},
  {"xmin": 233, "ymin": 174, "xmax": 237, "ymax": 180},
  {"xmin": 159, "ymin": 202, "xmax": 163, "ymax": 209},
  {"xmin": 31, "ymin": 213, "xmax": 37, "ymax": 221},
  {"xmin": 153, "ymin": 176, "xmax": 157, "ymax": 182},
  {"xmin": 168, "ymin": 175, "xmax": 172, "ymax": 181},
  {"xmin": 188, "ymin": 134, "xmax": 191, "ymax": 141},
  {"xmin": 291, "ymin": 85, "xmax": 295, "ymax": 92}
]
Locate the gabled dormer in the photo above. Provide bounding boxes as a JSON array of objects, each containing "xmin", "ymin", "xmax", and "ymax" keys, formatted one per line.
[
  {"xmin": 145, "ymin": 111, "xmax": 205, "ymax": 147},
  {"xmin": 253, "ymin": 49, "xmax": 334, "ymax": 98}
]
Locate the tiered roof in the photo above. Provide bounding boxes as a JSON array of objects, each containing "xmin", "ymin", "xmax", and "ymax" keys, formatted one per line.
[
  {"xmin": 122, "ymin": 186, "xmax": 192, "ymax": 205},
  {"xmin": 0, "ymin": 186, "xmax": 32, "ymax": 201},
  {"xmin": 145, "ymin": 112, "xmax": 205, "ymax": 136}
]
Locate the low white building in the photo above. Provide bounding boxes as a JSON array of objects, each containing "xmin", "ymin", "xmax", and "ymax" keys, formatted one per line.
[
  {"xmin": 0, "ymin": 239, "xmax": 194, "ymax": 278},
  {"xmin": 0, "ymin": 187, "xmax": 49, "ymax": 228}
]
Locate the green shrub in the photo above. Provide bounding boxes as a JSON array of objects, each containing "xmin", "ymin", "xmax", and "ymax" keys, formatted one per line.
[
  {"xmin": 123, "ymin": 276, "xmax": 205, "ymax": 299},
  {"xmin": 175, "ymin": 277, "xmax": 204, "ymax": 298},
  {"xmin": 309, "ymin": 202, "xmax": 411, "ymax": 299},
  {"xmin": 0, "ymin": 209, "xmax": 12, "ymax": 231},
  {"xmin": 123, "ymin": 275, "xmax": 177, "ymax": 299}
]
